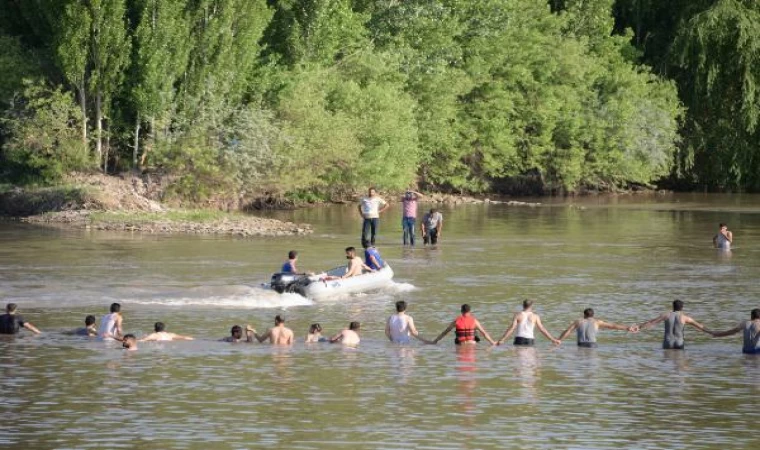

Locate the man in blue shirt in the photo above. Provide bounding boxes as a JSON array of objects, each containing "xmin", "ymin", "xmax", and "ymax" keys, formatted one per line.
[
  {"xmin": 281, "ymin": 250, "xmax": 299, "ymax": 273},
  {"xmin": 364, "ymin": 244, "xmax": 385, "ymax": 271}
]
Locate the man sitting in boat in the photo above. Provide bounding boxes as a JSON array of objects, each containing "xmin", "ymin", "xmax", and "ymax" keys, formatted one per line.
[
  {"xmin": 324, "ymin": 247, "xmax": 374, "ymax": 280},
  {"xmin": 364, "ymin": 243, "xmax": 386, "ymax": 271}
]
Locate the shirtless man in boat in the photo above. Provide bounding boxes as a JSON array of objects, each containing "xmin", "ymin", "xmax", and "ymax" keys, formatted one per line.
[
  {"xmin": 140, "ymin": 322, "xmax": 194, "ymax": 341},
  {"xmin": 250, "ymin": 315, "xmax": 294, "ymax": 345},
  {"xmin": 330, "ymin": 321, "xmax": 361, "ymax": 346},
  {"xmin": 324, "ymin": 247, "xmax": 374, "ymax": 280}
]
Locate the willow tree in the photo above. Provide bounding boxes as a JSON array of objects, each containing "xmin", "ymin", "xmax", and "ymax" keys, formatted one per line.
[
  {"xmin": 674, "ymin": 0, "xmax": 760, "ymax": 190},
  {"xmin": 131, "ymin": 0, "xmax": 190, "ymax": 167}
]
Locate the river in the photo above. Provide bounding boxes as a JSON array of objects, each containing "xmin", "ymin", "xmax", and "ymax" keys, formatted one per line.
[{"xmin": 1, "ymin": 193, "xmax": 759, "ymax": 449}]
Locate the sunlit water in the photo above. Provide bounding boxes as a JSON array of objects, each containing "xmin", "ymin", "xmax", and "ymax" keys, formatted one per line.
[{"xmin": 2, "ymin": 193, "xmax": 760, "ymax": 449}]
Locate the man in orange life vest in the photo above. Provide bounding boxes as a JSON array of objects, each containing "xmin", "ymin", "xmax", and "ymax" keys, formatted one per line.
[{"xmin": 432, "ymin": 304, "xmax": 496, "ymax": 345}]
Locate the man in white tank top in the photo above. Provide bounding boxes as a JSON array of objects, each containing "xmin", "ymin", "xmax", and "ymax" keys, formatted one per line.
[
  {"xmin": 496, "ymin": 299, "xmax": 560, "ymax": 346},
  {"xmin": 97, "ymin": 303, "xmax": 123, "ymax": 340},
  {"xmin": 385, "ymin": 301, "xmax": 433, "ymax": 344}
]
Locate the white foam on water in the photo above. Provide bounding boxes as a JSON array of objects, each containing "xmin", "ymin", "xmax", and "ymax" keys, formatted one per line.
[
  {"xmin": 126, "ymin": 286, "xmax": 313, "ymax": 309},
  {"xmin": 386, "ymin": 281, "xmax": 416, "ymax": 292}
]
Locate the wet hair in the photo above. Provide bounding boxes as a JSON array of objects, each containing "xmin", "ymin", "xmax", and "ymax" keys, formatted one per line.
[
  {"xmin": 110, "ymin": 303, "xmax": 121, "ymax": 313},
  {"xmin": 123, "ymin": 334, "xmax": 136, "ymax": 341},
  {"xmin": 6, "ymin": 303, "xmax": 17, "ymax": 313},
  {"xmin": 309, "ymin": 323, "xmax": 322, "ymax": 333},
  {"xmin": 231, "ymin": 325, "xmax": 242, "ymax": 337},
  {"xmin": 345, "ymin": 246, "xmax": 356, "ymax": 253},
  {"xmin": 85, "ymin": 315, "xmax": 96, "ymax": 326},
  {"xmin": 288, "ymin": 250, "xmax": 298, "ymax": 260},
  {"xmin": 583, "ymin": 308, "xmax": 595, "ymax": 318},
  {"xmin": 751, "ymin": 309, "xmax": 760, "ymax": 320},
  {"xmin": 461, "ymin": 304, "xmax": 471, "ymax": 314},
  {"xmin": 523, "ymin": 299, "xmax": 534, "ymax": 309},
  {"xmin": 673, "ymin": 300, "xmax": 684, "ymax": 311},
  {"xmin": 719, "ymin": 223, "xmax": 727, "ymax": 228},
  {"xmin": 396, "ymin": 300, "xmax": 407, "ymax": 312},
  {"xmin": 154, "ymin": 322, "xmax": 166, "ymax": 332},
  {"xmin": 275, "ymin": 315, "xmax": 285, "ymax": 325},
  {"xmin": 349, "ymin": 321, "xmax": 361, "ymax": 331}
]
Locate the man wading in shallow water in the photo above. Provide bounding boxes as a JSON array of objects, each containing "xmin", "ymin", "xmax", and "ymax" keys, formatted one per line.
[
  {"xmin": 557, "ymin": 308, "xmax": 639, "ymax": 347},
  {"xmin": 249, "ymin": 315, "xmax": 294, "ymax": 345},
  {"xmin": 710, "ymin": 308, "xmax": 760, "ymax": 354},
  {"xmin": 0, "ymin": 303, "xmax": 41, "ymax": 335},
  {"xmin": 432, "ymin": 304, "xmax": 496, "ymax": 345},
  {"xmin": 359, "ymin": 187, "xmax": 389, "ymax": 247},
  {"xmin": 496, "ymin": 299, "xmax": 560, "ymax": 346},
  {"xmin": 638, "ymin": 300, "xmax": 711, "ymax": 349}
]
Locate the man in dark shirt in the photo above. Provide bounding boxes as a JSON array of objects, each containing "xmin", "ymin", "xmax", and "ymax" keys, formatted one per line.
[{"xmin": 0, "ymin": 303, "xmax": 41, "ymax": 335}]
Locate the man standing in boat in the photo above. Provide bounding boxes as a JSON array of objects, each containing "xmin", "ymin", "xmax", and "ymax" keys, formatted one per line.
[
  {"xmin": 713, "ymin": 223, "xmax": 733, "ymax": 250},
  {"xmin": 359, "ymin": 187, "xmax": 389, "ymax": 247}
]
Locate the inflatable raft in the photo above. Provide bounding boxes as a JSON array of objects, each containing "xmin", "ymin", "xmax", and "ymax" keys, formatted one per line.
[{"xmin": 270, "ymin": 265, "xmax": 394, "ymax": 300}]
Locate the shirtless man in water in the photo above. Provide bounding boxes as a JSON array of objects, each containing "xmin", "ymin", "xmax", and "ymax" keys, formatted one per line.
[
  {"xmin": 324, "ymin": 247, "xmax": 374, "ymax": 280},
  {"xmin": 140, "ymin": 322, "xmax": 194, "ymax": 341},
  {"xmin": 330, "ymin": 321, "xmax": 361, "ymax": 346},
  {"xmin": 250, "ymin": 315, "xmax": 294, "ymax": 345}
]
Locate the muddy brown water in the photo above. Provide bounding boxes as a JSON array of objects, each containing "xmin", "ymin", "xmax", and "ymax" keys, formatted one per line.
[{"xmin": 1, "ymin": 193, "xmax": 759, "ymax": 449}]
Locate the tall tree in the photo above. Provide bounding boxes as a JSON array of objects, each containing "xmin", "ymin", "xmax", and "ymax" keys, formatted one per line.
[{"xmin": 56, "ymin": 2, "xmax": 92, "ymax": 149}]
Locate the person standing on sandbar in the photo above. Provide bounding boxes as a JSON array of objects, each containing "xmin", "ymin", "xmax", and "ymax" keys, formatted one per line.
[
  {"xmin": 638, "ymin": 300, "xmax": 711, "ymax": 349},
  {"xmin": 557, "ymin": 308, "xmax": 639, "ymax": 347}
]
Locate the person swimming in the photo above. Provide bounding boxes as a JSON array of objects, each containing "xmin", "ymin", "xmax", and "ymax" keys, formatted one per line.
[
  {"xmin": 74, "ymin": 315, "xmax": 97, "ymax": 337},
  {"xmin": 140, "ymin": 322, "xmax": 194, "ymax": 342},
  {"xmin": 121, "ymin": 334, "xmax": 138, "ymax": 351}
]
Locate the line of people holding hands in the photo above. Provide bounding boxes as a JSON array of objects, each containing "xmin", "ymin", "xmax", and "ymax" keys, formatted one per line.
[{"xmin": 3, "ymin": 299, "xmax": 758, "ymax": 354}]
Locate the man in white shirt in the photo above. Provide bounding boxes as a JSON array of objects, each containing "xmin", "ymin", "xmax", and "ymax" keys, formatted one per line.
[
  {"xmin": 385, "ymin": 300, "xmax": 432, "ymax": 344},
  {"xmin": 358, "ymin": 187, "xmax": 389, "ymax": 247}
]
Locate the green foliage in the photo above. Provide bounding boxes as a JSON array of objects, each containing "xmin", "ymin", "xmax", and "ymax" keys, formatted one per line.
[
  {"xmin": 0, "ymin": 35, "xmax": 42, "ymax": 107},
  {"xmin": 1, "ymin": 80, "xmax": 92, "ymax": 183}
]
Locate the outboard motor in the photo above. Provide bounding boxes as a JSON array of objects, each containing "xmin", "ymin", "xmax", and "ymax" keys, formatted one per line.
[{"xmin": 270, "ymin": 273, "xmax": 299, "ymax": 294}]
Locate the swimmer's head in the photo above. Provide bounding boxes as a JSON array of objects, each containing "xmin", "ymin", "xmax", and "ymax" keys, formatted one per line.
[
  {"xmin": 751, "ymin": 309, "xmax": 760, "ymax": 320},
  {"xmin": 309, "ymin": 323, "xmax": 322, "ymax": 333},
  {"xmin": 154, "ymin": 322, "xmax": 166, "ymax": 332},
  {"xmin": 461, "ymin": 304, "xmax": 471, "ymax": 314},
  {"xmin": 85, "ymin": 315, "xmax": 96, "ymax": 326},
  {"xmin": 6, "ymin": 303, "xmax": 18, "ymax": 313},
  {"xmin": 122, "ymin": 334, "xmax": 137, "ymax": 349},
  {"xmin": 231, "ymin": 325, "xmax": 242, "ymax": 339},
  {"xmin": 583, "ymin": 308, "xmax": 595, "ymax": 318},
  {"xmin": 110, "ymin": 303, "xmax": 121, "ymax": 313},
  {"xmin": 396, "ymin": 300, "xmax": 407, "ymax": 312},
  {"xmin": 275, "ymin": 315, "xmax": 285, "ymax": 325},
  {"xmin": 673, "ymin": 300, "xmax": 684, "ymax": 311},
  {"xmin": 349, "ymin": 321, "xmax": 360, "ymax": 331},
  {"xmin": 288, "ymin": 250, "xmax": 298, "ymax": 260},
  {"xmin": 523, "ymin": 299, "xmax": 534, "ymax": 310}
]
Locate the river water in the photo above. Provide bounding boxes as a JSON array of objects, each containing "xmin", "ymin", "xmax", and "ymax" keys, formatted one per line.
[{"xmin": 1, "ymin": 193, "xmax": 759, "ymax": 449}]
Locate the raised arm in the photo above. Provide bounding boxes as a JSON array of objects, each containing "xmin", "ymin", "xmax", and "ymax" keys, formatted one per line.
[
  {"xmin": 710, "ymin": 322, "xmax": 743, "ymax": 338},
  {"xmin": 23, "ymin": 322, "xmax": 41, "ymax": 334},
  {"xmin": 684, "ymin": 316, "xmax": 711, "ymax": 334},
  {"xmin": 557, "ymin": 320, "xmax": 579, "ymax": 341},
  {"xmin": 726, "ymin": 230, "xmax": 733, "ymax": 243},
  {"xmin": 535, "ymin": 315, "xmax": 560, "ymax": 345},
  {"xmin": 474, "ymin": 319, "xmax": 496, "ymax": 345},
  {"xmin": 432, "ymin": 321, "xmax": 456, "ymax": 344},
  {"xmin": 496, "ymin": 313, "xmax": 520, "ymax": 345},
  {"xmin": 638, "ymin": 313, "xmax": 667, "ymax": 330}
]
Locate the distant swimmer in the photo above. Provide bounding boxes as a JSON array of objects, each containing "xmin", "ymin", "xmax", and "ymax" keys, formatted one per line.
[
  {"xmin": 221, "ymin": 325, "xmax": 250, "ymax": 343},
  {"xmin": 557, "ymin": 308, "xmax": 639, "ymax": 347},
  {"xmin": 74, "ymin": 315, "xmax": 98, "ymax": 337},
  {"xmin": 121, "ymin": 334, "xmax": 138, "ymax": 351},
  {"xmin": 324, "ymin": 247, "xmax": 374, "ymax": 280},
  {"xmin": 305, "ymin": 323, "xmax": 326, "ymax": 343},
  {"xmin": 330, "ymin": 321, "xmax": 361, "ymax": 346},
  {"xmin": 140, "ymin": 322, "xmax": 194, "ymax": 342},
  {"xmin": 496, "ymin": 299, "xmax": 560, "ymax": 346},
  {"xmin": 97, "ymin": 303, "xmax": 123, "ymax": 340},
  {"xmin": 364, "ymin": 243, "xmax": 386, "ymax": 271},
  {"xmin": 710, "ymin": 308, "xmax": 760, "ymax": 354},
  {"xmin": 385, "ymin": 300, "xmax": 432, "ymax": 344},
  {"xmin": 713, "ymin": 223, "xmax": 733, "ymax": 250},
  {"xmin": 433, "ymin": 304, "xmax": 496, "ymax": 345},
  {"xmin": 0, "ymin": 303, "xmax": 41, "ymax": 335},
  {"xmin": 638, "ymin": 300, "xmax": 711, "ymax": 349},
  {"xmin": 250, "ymin": 315, "xmax": 294, "ymax": 345}
]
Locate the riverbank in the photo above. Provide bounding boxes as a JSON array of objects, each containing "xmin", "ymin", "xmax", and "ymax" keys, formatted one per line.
[{"xmin": 0, "ymin": 175, "xmax": 312, "ymax": 237}]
